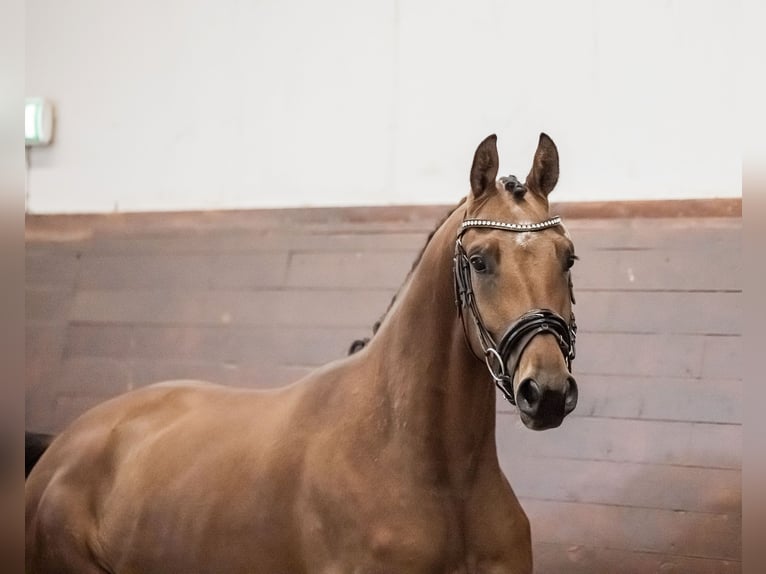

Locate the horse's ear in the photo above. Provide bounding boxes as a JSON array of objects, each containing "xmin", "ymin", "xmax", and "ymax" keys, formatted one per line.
[
  {"xmin": 525, "ymin": 133, "xmax": 559, "ymax": 197},
  {"xmin": 470, "ymin": 134, "xmax": 499, "ymax": 198}
]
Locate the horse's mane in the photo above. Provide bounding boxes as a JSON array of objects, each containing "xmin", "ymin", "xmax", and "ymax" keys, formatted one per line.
[{"xmin": 347, "ymin": 198, "xmax": 466, "ymax": 355}]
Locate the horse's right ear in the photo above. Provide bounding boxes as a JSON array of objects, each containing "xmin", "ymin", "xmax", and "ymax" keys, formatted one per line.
[{"xmin": 469, "ymin": 134, "xmax": 499, "ymax": 198}]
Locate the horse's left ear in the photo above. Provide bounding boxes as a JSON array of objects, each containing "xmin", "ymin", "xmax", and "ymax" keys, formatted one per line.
[
  {"xmin": 470, "ymin": 134, "xmax": 499, "ymax": 198},
  {"xmin": 525, "ymin": 133, "xmax": 559, "ymax": 197}
]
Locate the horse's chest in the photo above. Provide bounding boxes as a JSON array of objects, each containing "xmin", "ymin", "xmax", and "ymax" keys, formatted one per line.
[
  {"xmin": 302, "ymin": 499, "xmax": 519, "ymax": 574},
  {"xmin": 300, "ymin": 448, "xmax": 530, "ymax": 573}
]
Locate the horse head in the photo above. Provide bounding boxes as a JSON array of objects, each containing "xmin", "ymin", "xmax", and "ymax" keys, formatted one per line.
[{"xmin": 457, "ymin": 133, "xmax": 578, "ymax": 430}]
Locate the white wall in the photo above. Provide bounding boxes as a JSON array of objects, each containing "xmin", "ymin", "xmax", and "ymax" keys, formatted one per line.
[{"xmin": 26, "ymin": 1, "xmax": 740, "ymax": 213}]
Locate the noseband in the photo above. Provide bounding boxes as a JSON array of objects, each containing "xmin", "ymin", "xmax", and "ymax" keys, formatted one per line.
[{"xmin": 453, "ymin": 216, "xmax": 577, "ymax": 405}]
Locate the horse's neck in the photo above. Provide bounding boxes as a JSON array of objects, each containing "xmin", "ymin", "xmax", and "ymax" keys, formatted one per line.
[{"xmin": 365, "ymin": 207, "xmax": 499, "ymax": 486}]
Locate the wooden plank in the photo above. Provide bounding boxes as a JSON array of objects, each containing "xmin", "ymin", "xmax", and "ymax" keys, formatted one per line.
[
  {"xmin": 532, "ymin": 542, "xmax": 741, "ymax": 574},
  {"xmin": 573, "ymin": 333, "xmax": 706, "ymax": 378},
  {"xmin": 286, "ymin": 251, "xmax": 416, "ymax": 289},
  {"xmin": 26, "ymin": 385, "xmax": 59, "ymax": 434},
  {"xmin": 538, "ymin": 375, "xmax": 742, "ymax": 424},
  {"xmin": 77, "ymin": 254, "xmax": 213, "ymax": 289},
  {"xmin": 64, "ymin": 323, "xmax": 366, "ymax": 366},
  {"xmin": 25, "ymin": 323, "xmax": 67, "ymax": 390},
  {"xmin": 25, "ymin": 251, "xmax": 80, "ymax": 288},
  {"xmin": 576, "ymin": 291, "xmax": 741, "ymax": 335},
  {"xmin": 496, "ymin": 414, "xmax": 742, "ymax": 469},
  {"xmin": 287, "ymin": 233, "xmax": 423, "ymax": 253},
  {"xmin": 575, "ymin": 333, "xmax": 741, "ymax": 380},
  {"xmin": 68, "ymin": 289, "xmax": 395, "ymax": 328},
  {"xmin": 63, "ymin": 323, "xmax": 140, "ymax": 360},
  {"xmin": 210, "ymin": 253, "xmax": 291, "ymax": 288},
  {"xmin": 565, "ymin": 218, "xmax": 740, "ymax": 251},
  {"xmin": 76, "ymin": 252, "xmax": 292, "ymax": 290},
  {"xmin": 500, "ymin": 456, "xmax": 740, "ymax": 514},
  {"xmin": 572, "ymin": 247, "xmax": 741, "ymax": 291},
  {"xmin": 55, "ymin": 356, "xmax": 133, "ymax": 397},
  {"xmin": 522, "ymin": 498, "xmax": 740, "ymax": 560},
  {"xmin": 25, "ymin": 288, "xmax": 73, "ymax": 322},
  {"xmin": 40, "ymin": 232, "xmax": 427, "ymax": 256},
  {"xmin": 702, "ymin": 336, "xmax": 742, "ymax": 380}
]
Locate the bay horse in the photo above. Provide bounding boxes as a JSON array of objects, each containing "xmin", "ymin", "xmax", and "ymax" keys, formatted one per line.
[{"xmin": 26, "ymin": 133, "xmax": 579, "ymax": 574}]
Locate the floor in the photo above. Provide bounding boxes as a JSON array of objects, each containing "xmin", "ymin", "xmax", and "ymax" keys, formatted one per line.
[{"xmin": 25, "ymin": 206, "xmax": 742, "ymax": 572}]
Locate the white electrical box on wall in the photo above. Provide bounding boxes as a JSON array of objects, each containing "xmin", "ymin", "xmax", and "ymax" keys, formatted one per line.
[{"xmin": 25, "ymin": 97, "xmax": 54, "ymax": 146}]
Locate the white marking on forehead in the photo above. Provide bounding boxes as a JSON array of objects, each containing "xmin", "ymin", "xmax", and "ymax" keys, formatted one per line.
[
  {"xmin": 513, "ymin": 220, "xmax": 568, "ymax": 248},
  {"xmin": 514, "ymin": 231, "xmax": 533, "ymax": 248}
]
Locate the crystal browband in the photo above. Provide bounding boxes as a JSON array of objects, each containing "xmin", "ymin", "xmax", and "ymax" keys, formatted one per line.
[{"xmin": 459, "ymin": 216, "xmax": 562, "ymax": 235}]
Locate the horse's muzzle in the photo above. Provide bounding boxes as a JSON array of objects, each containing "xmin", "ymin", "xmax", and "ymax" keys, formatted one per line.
[{"xmin": 516, "ymin": 375, "xmax": 578, "ymax": 430}]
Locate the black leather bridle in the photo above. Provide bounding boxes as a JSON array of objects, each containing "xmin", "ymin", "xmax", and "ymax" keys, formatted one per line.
[{"xmin": 453, "ymin": 216, "xmax": 577, "ymax": 405}]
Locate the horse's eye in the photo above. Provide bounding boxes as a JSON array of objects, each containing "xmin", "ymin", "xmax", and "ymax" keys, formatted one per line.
[
  {"xmin": 470, "ymin": 255, "xmax": 488, "ymax": 273},
  {"xmin": 565, "ymin": 254, "xmax": 578, "ymax": 270}
]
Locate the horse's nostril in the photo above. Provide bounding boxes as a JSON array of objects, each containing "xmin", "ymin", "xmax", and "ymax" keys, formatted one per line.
[
  {"xmin": 564, "ymin": 376, "xmax": 579, "ymax": 415},
  {"xmin": 517, "ymin": 378, "xmax": 542, "ymax": 416}
]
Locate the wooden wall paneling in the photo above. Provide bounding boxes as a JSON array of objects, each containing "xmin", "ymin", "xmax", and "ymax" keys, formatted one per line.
[{"xmin": 24, "ymin": 207, "xmax": 742, "ymax": 572}]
